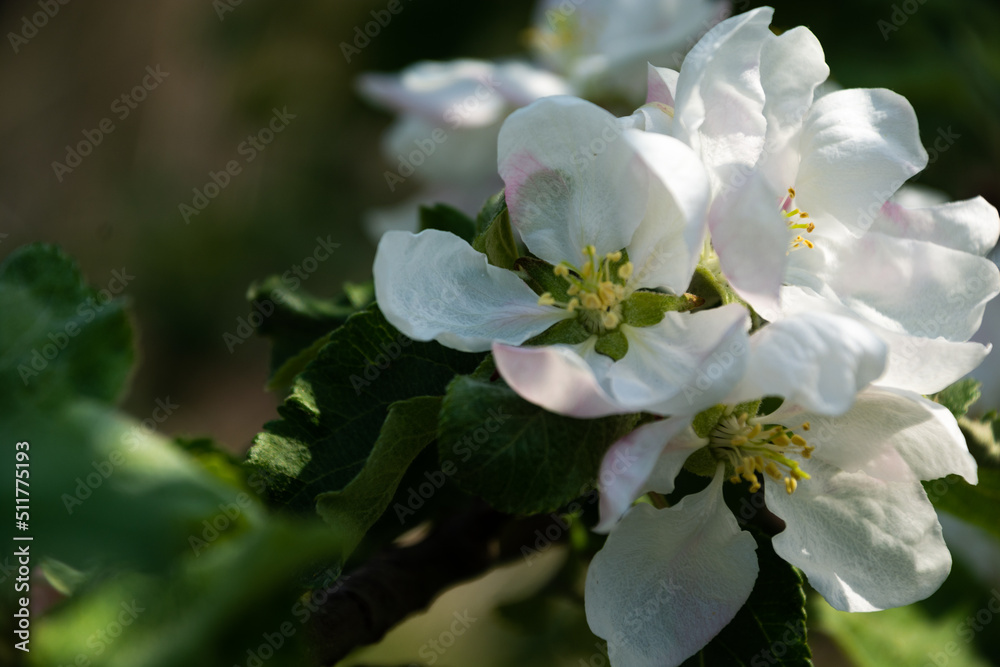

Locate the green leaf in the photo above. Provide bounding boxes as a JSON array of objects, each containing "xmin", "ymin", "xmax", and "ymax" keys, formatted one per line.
[
  {"xmin": 247, "ymin": 305, "xmax": 482, "ymax": 513},
  {"xmin": 30, "ymin": 520, "xmax": 347, "ymax": 667},
  {"xmin": 472, "ymin": 204, "xmax": 519, "ymax": 270},
  {"xmin": 247, "ymin": 277, "xmax": 374, "ymax": 390},
  {"xmin": 924, "ymin": 469, "xmax": 1000, "ymax": 542},
  {"xmin": 621, "ymin": 291, "xmax": 701, "ymax": 327},
  {"xmin": 681, "ymin": 526, "xmax": 811, "ymax": 667},
  {"xmin": 0, "ymin": 244, "xmax": 259, "ymax": 572},
  {"xmin": 0, "ymin": 243, "xmax": 134, "ymax": 408},
  {"xmin": 438, "ymin": 373, "xmax": 639, "ymax": 514},
  {"xmin": 316, "ymin": 396, "xmax": 442, "ymax": 556},
  {"xmin": 935, "ymin": 378, "xmax": 983, "ymax": 419},
  {"xmin": 815, "ymin": 598, "xmax": 992, "ymax": 667},
  {"xmin": 418, "ymin": 203, "xmax": 476, "ymax": 242},
  {"xmin": 594, "ymin": 329, "xmax": 629, "ymax": 361}
]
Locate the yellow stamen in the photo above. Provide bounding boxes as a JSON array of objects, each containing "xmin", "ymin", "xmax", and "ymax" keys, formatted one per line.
[{"xmin": 538, "ymin": 293, "xmax": 556, "ymax": 307}]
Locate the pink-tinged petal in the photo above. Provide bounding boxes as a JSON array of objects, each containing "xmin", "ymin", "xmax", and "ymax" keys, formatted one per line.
[
  {"xmin": 374, "ymin": 230, "xmax": 568, "ymax": 353},
  {"xmin": 492, "ymin": 342, "xmax": 623, "ymax": 418},
  {"xmin": 646, "ymin": 64, "xmax": 679, "ymax": 106},
  {"xmin": 586, "ymin": 468, "xmax": 758, "ymax": 667},
  {"xmin": 499, "ymin": 97, "xmax": 649, "ymax": 264},
  {"xmin": 623, "ymin": 130, "xmax": 711, "ymax": 293},
  {"xmin": 873, "ymin": 195, "xmax": 1000, "ymax": 257},
  {"xmin": 795, "ymin": 88, "xmax": 928, "ymax": 235},
  {"xmin": 728, "ymin": 312, "xmax": 886, "ymax": 416},
  {"xmin": 766, "ymin": 459, "xmax": 951, "ymax": 612},
  {"xmin": 595, "ymin": 416, "xmax": 703, "ymax": 533}
]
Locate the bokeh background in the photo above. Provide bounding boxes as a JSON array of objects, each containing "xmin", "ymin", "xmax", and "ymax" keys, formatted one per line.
[{"xmin": 2, "ymin": 1, "xmax": 1000, "ymax": 665}]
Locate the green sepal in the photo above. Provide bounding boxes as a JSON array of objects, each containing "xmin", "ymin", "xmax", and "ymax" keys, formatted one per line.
[
  {"xmin": 620, "ymin": 290, "xmax": 701, "ymax": 327},
  {"xmin": 418, "ymin": 203, "xmax": 477, "ymax": 242},
  {"xmin": 524, "ymin": 317, "xmax": 593, "ymax": 346},
  {"xmin": 474, "ymin": 189, "xmax": 507, "ymax": 236},
  {"xmin": 594, "ymin": 329, "xmax": 629, "ymax": 361},
  {"xmin": 682, "ymin": 446, "xmax": 719, "ymax": 478},
  {"xmin": 472, "ymin": 203, "xmax": 519, "ymax": 269},
  {"xmin": 924, "ymin": 469, "xmax": 1000, "ymax": 542},
  {"xmin": 515, "ymin": 255, "xmax": 572, "ymax": 300}
]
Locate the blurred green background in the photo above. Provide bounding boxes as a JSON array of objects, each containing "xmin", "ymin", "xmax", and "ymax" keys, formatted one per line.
[{"xmin": 2, "ymin": 1, "xmax": 999, "ymax": 665}]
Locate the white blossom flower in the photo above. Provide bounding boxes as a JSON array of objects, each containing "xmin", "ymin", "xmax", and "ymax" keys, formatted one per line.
[
  {"xmin": 375, "ymin": 96, "xmax": 749, "ymax": 416},
  {"xmin": 627, "ymin": 7, "xmax": 1000, "ymax": 397},
  {"xmin": 528, "ymin": 0, "xmax": 729, "ymax": 100},
  {"xmin": 586, "ymin": 386, "xmax": 977, "ymax": 667}
]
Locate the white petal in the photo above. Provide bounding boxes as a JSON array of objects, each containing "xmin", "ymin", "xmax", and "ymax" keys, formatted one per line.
[
  {"xmin": 779, "ymin": 284, "xmax": 997, "ymax": 394},
  {"xmin": 586, "ymin": 469, "xmax": 758, "ymax": 667},
  {"xmin": 608, "ymin": 304, "xmax": 751, "ymax": 415},
  {"xmin": 374, "ymin": 230, "xmax": 568, "ymax": 352},
  {"xmin": 499, "ymin": 96, "xmax": 649, "ymax": 264},
  {"xmin": 624, "ymin": 130, "xmax": 711, "ymax": 293},
  {"xmin": 358, "ymin": 60, "xmax": 508, "ymax": 127},
  {"xmin": 816, "ymin": 231, "xmax": 1000, "ymax": 342},
  {"xmin": 772, "ymin": 387, "xmax": 976, "ymax": 484},
  {"xmin": 873, "ymin": 195, "xmax": 1000, "ymax": 256},
  {"xmin": 728, "ymin": 312, "xmax": 887, "ymax": 415},
  {"xmin": 709, "ymin": 171, "xmax": 790, "ymax": 313},
  {"xmin": 757, "ymin": 26, "xmax": 829, "ymax": 188},
  {"xmin": 673, "ymin": 7, "xmax": 770, "ymax": 193},
  {"xmin": 595, "ymin": 416, "xmax": 703, "ymax": 533},
  {"xmin": 381, "ymin": 113, "xmax": 502, "ymax": 187},
  {"xmin": 766, "ymin": 459, "xmax": 952, "ymax": 612},
  {"xmin": 875, "ymin": 332, "xmax": 991, "ymax": 395},
  {"xmin": 795, "ymin": 88, "xmax": 928, "ymax": 234}
]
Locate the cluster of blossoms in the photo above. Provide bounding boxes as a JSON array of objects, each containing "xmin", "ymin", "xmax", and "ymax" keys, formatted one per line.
[
  {"xmin": 358, "ymin": 0, "xmax": 728, "ymax": 237},
  {"xmin": 372, "ymin": 7, "xmax": 999, "ymax": 667}
]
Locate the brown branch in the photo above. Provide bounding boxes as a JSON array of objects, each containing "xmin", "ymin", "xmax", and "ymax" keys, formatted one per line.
[{"xmin": 306, "ymin": 505, "xmax": 566, "ymax": 665}]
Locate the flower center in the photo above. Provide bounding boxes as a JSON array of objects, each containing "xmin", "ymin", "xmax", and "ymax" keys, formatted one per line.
[
  {"xmin": 782, "ymin": 187, "xmax": 815, "ymax": 252},
  {"xmin": 709, "ymin": 411, "xmax": 814, "ymax": 494},
  {"xmin": 537, "ymin": 245, "xmax": 634, "ymax": 333}
]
